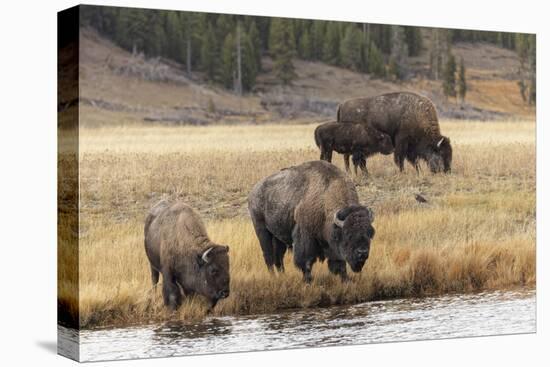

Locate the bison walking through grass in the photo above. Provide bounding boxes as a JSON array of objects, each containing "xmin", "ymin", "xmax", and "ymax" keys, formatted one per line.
[
  {"xmin": 248, "ymin": 161, "xmax": 375, "ymax": 283},
  {"xmin": 314, "ymin": 121, "xmax": 394, "ymax": 176},
  {"xmin": 337, "ymin": 92, "xmax": 452, "ymax": 173},
  {"xmin": 144, "ymin": 200, "xmax": 230, "ymax": 311}
]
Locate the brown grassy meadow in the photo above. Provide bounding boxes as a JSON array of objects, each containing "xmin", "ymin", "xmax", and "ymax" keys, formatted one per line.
[{"xmin": 59, "ymin": 120, "xmax": 536, "ymax": 329}]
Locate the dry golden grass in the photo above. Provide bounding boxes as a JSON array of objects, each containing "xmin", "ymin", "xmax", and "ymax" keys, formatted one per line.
[{"xmin": 59, "ymin": 120, "xmax": 536, "ymax": 328}]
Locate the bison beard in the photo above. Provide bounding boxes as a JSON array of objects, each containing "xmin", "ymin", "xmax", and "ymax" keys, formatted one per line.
[{"xmin": 248, "ymin": 161, "xmax": 376, "ymax": 283}]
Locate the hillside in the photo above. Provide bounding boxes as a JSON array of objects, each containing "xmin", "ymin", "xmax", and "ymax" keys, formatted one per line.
[{"xmin": 75, "ymin": 29, "xmax": 534, "ymax": 127}]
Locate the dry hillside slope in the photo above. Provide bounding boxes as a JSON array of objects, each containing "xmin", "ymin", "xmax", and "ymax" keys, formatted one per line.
[{"xmin": 76, "ymin": 29, "xmax": 534, "ymax": 127}]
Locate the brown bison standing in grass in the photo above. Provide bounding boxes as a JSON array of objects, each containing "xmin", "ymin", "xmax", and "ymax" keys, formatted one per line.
[
  {"xmin": 314, "ymin": 121, "xmax": 394, "ymax": 175},
  {"xmin": 248, "ymin": 161, "xmax": 375, "ymax": 283},
  {"xmin": 144, "ymin": 200, "xmax": 230, "ymax": 311},
  {"xmin": 337, "ymin": 92, "xmax": 452, "ymax": 173}
]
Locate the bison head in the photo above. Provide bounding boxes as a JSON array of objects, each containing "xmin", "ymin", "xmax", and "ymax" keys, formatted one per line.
[
  {"xmin": 196, "ymin": 245, "xmax": 230, "ymax": 306},
  {"xmin": 331, "ymin": 205, "xmax": 375, "ymax": 273},
  {"xmin": 428, "ymin": 136, "xmax": 452, "ymax": 173}
]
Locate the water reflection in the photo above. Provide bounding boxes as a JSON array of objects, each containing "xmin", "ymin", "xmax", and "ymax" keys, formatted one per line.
[
  {"xmin": 153, "ymin": 318, "xmax": 233, "ymax": 340},
  {"xmin": 61, "ymin": 289, "xmax": 535, "ymax": 362}
]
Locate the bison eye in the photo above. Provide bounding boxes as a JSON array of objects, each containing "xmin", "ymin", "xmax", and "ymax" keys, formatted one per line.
[{"xmin": 209, "ymin": 267, "xmax": 219, "ymax": 276}]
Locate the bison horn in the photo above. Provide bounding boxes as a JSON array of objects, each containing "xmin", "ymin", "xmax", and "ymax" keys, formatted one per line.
[
  {"xmin": 333, "ymin": 212, "xmax": 345, "ymax": 228},
  {"xmin": 437, "ymin": 137, "xmax": 445, "ymax": 148},
  {"xmin": 366, "ymin": 207, "xmax": 375, "ymax": 223},
  {"xmin": 201, "ymin": 247, "xmax": 214, "ymax": 263}
]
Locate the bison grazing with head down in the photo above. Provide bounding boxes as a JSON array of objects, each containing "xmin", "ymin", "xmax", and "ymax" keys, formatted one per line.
[
  {"xmin": 144, "ymin": 200, "xmax": 230, "ymax": 311},
  {"xmin": 314, "ymin": 121, "xmax": 394, "ymax": 175},
  {"xmin": 248, "ymin": 160, "xmax": 375, "ymax": 283},
  {"xmin": 337, "ymin": 92, "xmax": 452, "ymax": 173}
]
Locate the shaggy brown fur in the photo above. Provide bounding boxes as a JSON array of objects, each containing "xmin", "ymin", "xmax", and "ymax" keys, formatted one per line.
[
  {"xmin": 314, "ymin": 121, "xmax": 394, "ymax": 176},
  {"xmin": 337, "ymin": 92, "xmax": 452, "ymax": 173},
  {"xmin": 144, "ymin": 200, "xmax": 230, "ymax": 310},
  {"xmin": 248, "ymin": 161, "xmax": 375, "ymax": 282}
]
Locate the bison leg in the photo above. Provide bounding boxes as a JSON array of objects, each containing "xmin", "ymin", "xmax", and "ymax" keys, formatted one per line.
[
  {"xmin": 150, "ymin": 265, "xmax": 160, "ymax": 288},
  {"xmin": 328, "ymin": 259, "xmax": 349, "ymax": 282},
  {"xmin": 343, "ymin": 154, "xmax": 351, "ymax": 173},
  {"xmin": 359, "ymin": 158, "xmax": 369, "ymax": 176},
  {"xmin": 413, "ymin": 161, "xmax": 421, "ymax": 174},
  {"xmin": 393, "ymin": 137, "xmax": 408, "ymax": 172},
  {"xmin": 252, "ymin": 223, "xmax": 276, "ymax": 271},
  {"xmin": 292, "ymin": 226, "xmax": 319, "ymax": 283},
  {"xmin": 161, "ymin": 269, "xmax": 182, "ymax": 311},
  {"xmin": 328, "ymin": 150, "xmax": 334, "ymax": 163},
  {"xmin": 273, "ymin": 237, "xmax": 288, "ymax": 272}
]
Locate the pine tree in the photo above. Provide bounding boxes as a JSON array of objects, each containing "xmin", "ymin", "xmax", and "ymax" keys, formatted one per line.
[
  {"xmin": 311, "ymin": 20, "xmax": 326, "ymax": 60},
  {"xmin": 165, "ymin": 11, "xmax": 184, "ymax": 62},
  {"xmin": 143, "ymin": 11, "xmax": 166, "ymax": 57},
  {"xmin": 367, "ymin": 42, "xmax": 385, "ymax": 77},
  {"xmin": 221, "ymin": 33, "xmax": 236, "ymax": 89},
  {"xmin": 298, "ymin": 29, "xmax": 313, "ymax": 60},
  {"xmin": 389, "ymin": 25, "xmax": 408, "ymax": 80},
  {"xmin": 248, "ymin": 21, "xmax": 262, "ymax": 71},
  {"xmin": 200, "ymin": 22, "xmax": 218, "ymax": 81},
  {"xmin": 115, "ymin": 8, "xmax": 148, "ymax": 53},
  {"xmin": 360, "ymin": 23, "xmax": 371, "ymax": 73},
  {"xmin": 404, "ymin": 26, "xmax": 423, "ymax": 56},
  {"xmin": 457, "ymin": 57, "xmax": 467, "ymax": 104},
  {"xmin": 515, "ymin": 33, "xmax": 537, "ymax": 105},
  {"xmin": 180, "ymin": 12, "xmax": 203, "ymax": 74},
  {"xmin": 340, "ymin": 25, "xmax": 362, "ymax": 70},
  {"xmin": 387, "ymin": 58, "xmax": 399, "ymax": 81},
  {"xmin": 215, "ymin": 15, "xmax": 235, "ymax": 42},
  {"xmin": 241, "ymin": 32, "xmax": 258, "ymax": 91},
  {"xmin": 430, "ymin": 28, "xmax": 450, "ymax": 80},
  {"xmin": 442, "ymin": 53, "xmax": 457, "ymax": 99},
  {"xmin": 323, "ymin": 22, "xmax": 341, "ymax": 65},
  {"xmin": 269, "ymin": 18, "xmax": 297, "ymax": 85}
]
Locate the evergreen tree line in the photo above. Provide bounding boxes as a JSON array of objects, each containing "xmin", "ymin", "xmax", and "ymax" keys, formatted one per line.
[{"xmin": 81, "ymin": 6, "xmax": 535, "ymax": 104}]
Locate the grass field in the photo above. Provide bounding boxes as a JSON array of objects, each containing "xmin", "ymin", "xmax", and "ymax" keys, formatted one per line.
[{"xmin": 59, "ymin": 120, "xmax": 536, "ymax": 328}]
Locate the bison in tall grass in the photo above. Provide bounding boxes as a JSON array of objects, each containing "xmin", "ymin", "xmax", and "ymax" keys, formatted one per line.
[
  {"xmin": 248, "ymin": 161, "xmax": 375, "ymax": 283},
  {"xmin": 144, "ymin": 200, "xmax": 230, "ymax": 311},
  {"xmin": 314, "ymin": 121, "xmax": 393, "ymax": 176},
  {"xmin": 337, "ymin": 92, "xmax": 452, "ymax": 173}
]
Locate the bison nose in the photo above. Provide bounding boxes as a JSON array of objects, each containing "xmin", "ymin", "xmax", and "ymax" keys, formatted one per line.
[
  {"xmin": 218, "ymin": 290, "xmax": 229, "ymax": 299},
  {"xmin": 357, "ymin": 249, "xmax": 369, "ymax": 260}
]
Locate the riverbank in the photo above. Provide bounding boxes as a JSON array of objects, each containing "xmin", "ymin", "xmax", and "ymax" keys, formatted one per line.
[{"xmin": 59, "ymin": 121, "xmax": 536, "ymax": 329}]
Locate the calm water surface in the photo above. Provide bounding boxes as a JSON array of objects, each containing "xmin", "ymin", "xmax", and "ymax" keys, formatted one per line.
[{"xmin": 59, "ymin": 289, "xmax": 535, "ymax": 362}]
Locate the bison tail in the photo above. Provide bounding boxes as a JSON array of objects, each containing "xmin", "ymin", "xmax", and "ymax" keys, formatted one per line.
[
  {"xmin": 314, "ymin": 129, "xmax": 320, "ymax": 148},
  {"xmin": 336, "ymin": 104, "xmax": 341, "ymax": 122}
]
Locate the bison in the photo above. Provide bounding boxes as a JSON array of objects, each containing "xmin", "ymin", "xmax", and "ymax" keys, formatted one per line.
[
  {"xmin": 337, "ymin": 92, "xmax": 452, "ymax": 173},
  {"xmin": 248, "ymin": 160, "xmax": 375, "ymax": 283},
  {"xmin": 314, "ymin": 121, "xmax": 394, "ymax": 176},
  {"xmin": 144, "ymin": 200, "xmax": 230, "ymax": 311}
]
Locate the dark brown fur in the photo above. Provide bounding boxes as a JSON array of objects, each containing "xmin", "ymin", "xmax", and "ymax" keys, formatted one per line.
[
  {"xmin": 314, "ymin": 121, "xmax": 394, "ymax": 175},
  {"xmin": 248, "ymin": 161, "xmax": 375, "ymax": 282},
  {"xmin": 144, "ymin": 200, "xmax": 230, "ymax": 311},
  {"xmin": 337, "ymin": 92, "xmax": 452, "ymax": 173}
]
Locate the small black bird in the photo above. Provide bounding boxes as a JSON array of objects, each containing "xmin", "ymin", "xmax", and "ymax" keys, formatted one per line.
[{"xmin": 415, "ymin": 194, "xmax": 428, "ymax": 203}]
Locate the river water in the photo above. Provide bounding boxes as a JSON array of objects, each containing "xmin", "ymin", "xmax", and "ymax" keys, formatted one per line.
[{"xmin": 59, "ymin": 289, "xmax": 536, "ymax": 362}]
